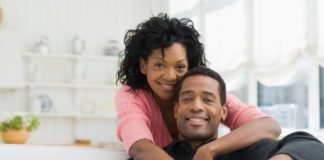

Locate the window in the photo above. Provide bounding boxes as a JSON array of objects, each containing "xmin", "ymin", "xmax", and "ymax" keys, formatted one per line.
[
  {"xmin": 258, "ymin": 63, "xmax": 309, "ymax": 128},
  {"xmin": 228, "ymin": 74, "xmax": 248, "ymax": 103},
  {"xmin": 320, "ymin": 67, "xmax": 324, "ymax": 128},
  {"xmin": 168, "ymin": 0, "xmax": 323, "ymax": 134}
]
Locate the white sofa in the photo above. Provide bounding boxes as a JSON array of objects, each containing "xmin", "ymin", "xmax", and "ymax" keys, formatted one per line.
[{"xmin": 0, "ymin": 144, "xmax": 129, "ymax": 160}]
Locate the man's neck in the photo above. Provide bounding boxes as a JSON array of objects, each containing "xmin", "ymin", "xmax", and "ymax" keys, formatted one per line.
[
  {"xmin": 189, "ymin": 140, "xmax": 203, "ymax": 150},
  {"xmin": 180, "ymin": 136, "xmax": 217, "ymax": 150}
]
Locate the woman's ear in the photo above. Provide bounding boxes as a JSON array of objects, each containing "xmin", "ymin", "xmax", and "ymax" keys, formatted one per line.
[
  {"xmin": 221, "ymin": 105, "xmax": 228, "ymax": 122},
  {"xmin": 139, "ymin": 58, "xmax": 147, "ymax": 74}
]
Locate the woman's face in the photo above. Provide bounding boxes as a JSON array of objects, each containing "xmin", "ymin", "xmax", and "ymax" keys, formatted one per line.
[{"xmin": 140, "ymin": 43, "xmax": 189, "ymax": 101}]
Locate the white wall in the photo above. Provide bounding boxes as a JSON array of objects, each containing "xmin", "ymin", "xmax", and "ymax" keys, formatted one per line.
[
  {"xmin": 0, "ymin": 0, "xmax": 166, "ymax": 53},
  {"xmin": 0, "ymin": 0, "xmax": 167, "ymax": 146}
]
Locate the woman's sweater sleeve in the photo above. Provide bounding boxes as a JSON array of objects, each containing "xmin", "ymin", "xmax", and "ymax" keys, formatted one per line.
[
  {"xmin": 115, "ymin": 86, "xmax": 154, "ymax": 152},
  {"xmin": 224, "ymin": 93, "xmax": 269, "ymax": 130}
]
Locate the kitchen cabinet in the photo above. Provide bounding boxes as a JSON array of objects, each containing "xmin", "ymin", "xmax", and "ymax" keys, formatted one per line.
[
  {"xmin": 22, "ymin": 52, "xmax": 121, "ymax": 146},
  {"xmin": 23, "ymin": 52, "xmax": 119, "ymax": 118}
]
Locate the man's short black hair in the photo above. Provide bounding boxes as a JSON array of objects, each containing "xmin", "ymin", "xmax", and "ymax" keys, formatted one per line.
[{"xmin": 175, "ymin": 67, "xmax": 226, "ymax": 105}]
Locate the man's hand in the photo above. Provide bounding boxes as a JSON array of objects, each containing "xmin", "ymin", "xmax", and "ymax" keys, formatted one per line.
[{"xmin": 193, "ymin": 144, "xmax": 215, "ymax": 160}]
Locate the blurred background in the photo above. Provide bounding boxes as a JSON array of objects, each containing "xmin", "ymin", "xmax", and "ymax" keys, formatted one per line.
[{"xmin": 0, "ymin": 0, "xmax": 323, "ymax": 147}]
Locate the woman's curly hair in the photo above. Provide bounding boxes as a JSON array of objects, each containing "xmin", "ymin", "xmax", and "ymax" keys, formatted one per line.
[{"xmin": 116, "ymin": 13, "xmax": 207, "ymax": 91}]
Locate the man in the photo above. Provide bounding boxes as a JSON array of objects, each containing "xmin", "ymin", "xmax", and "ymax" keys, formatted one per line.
[{"xmin": 166, "ymin": 67, "xmax": 324, "ymax": 160}]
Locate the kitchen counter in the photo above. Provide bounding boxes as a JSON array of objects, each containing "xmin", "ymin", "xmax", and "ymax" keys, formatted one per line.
[{"xmin": 0, "ymin": 144, "xmax": 129, "ymax": 160}]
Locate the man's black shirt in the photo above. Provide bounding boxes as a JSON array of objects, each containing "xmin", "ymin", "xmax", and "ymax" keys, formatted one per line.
[
  {"xmin": 128, "ymin": 131, "xmax": 324, "ymax": 160},
  {"xmin": 162, "ymin": 131, "xmax": 324, "ymax": 160},
  {"xmin": 163, "ymin": 138, "xmax": 216, "ymax": 160}
]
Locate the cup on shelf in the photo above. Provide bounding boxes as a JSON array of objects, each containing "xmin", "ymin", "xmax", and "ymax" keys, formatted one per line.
[
  {"xmin": 103, "ymin": 40, "xmax": 121, "ymax": 56},
  {"xmin": 72, "ymin": 36, "xmax": 86, "ymax": 55},
  {"xmin": 29, "ymin": 95, "xmax": 53, "ymax": 114},
  {"xmin": 34, "ymin": 36, "xmax": 50, "ymax": 54}
]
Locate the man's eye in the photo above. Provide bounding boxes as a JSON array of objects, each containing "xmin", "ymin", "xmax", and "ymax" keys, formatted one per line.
[
  {"xmin": 203, "ymin": 98, "xmax": 213, "ymax": 103},
  {"xmin": 182, "ymin": 97, "xmax": 192, "ymax": 102}
]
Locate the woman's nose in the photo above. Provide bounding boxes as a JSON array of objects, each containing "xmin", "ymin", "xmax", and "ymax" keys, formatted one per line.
[{"xmin": 163, "ymin": 68, "xmax": 177, "ymax": 81}]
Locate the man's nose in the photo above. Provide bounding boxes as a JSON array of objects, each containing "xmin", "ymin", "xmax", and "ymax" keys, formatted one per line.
[{"xmin": 191, "ymin": 99, "xmax": 204, "ymax": 112}]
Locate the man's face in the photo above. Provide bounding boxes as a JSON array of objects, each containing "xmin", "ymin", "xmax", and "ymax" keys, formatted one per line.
[{"xmin": 174, "ymin": 75, "xmax": 227, "ymax": 142}]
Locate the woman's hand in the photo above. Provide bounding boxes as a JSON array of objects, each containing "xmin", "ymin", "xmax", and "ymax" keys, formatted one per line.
[
  {"xmin": 129, "ymin": 139, "xmax": 173, "ymax": 160},
  {"xmin": 269, "ymin": 154, "xmax": 293, "ymax": 160},
  {"xmin": 193, "ymin": 144, "xmax": 215, "ymax": 160},
  {"xmin": 193, "ymin": 117, "xmax": 281, "ymax": 159}
]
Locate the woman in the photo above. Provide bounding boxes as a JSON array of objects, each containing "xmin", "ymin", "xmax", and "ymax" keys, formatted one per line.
[{"xmin": 116, "ymin": 13, "xmax": 281, "ymax": 160}]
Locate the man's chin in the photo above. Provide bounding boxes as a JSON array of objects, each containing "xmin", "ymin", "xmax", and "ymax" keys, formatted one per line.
[{"xmin": 183, "ymin": 133, "xmax": 211, "ymax": 142}]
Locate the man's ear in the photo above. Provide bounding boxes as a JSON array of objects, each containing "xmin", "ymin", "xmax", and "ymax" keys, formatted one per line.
[
  {"xmin": 139, "ymin": 58, "xmax": 147, "ymax": 74},
  {"xmin": 220, "ymin": 105, "xmax": 228, "ymax": 122}
]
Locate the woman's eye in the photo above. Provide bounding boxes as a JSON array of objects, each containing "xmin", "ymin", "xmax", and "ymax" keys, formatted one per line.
[
  {"xmin": 176, "ymin": 64, "xmax": 186, "ymax": 72},
  {"xmin": 154, "ymin": 63, "xmax": 164, "ymax": 69}
]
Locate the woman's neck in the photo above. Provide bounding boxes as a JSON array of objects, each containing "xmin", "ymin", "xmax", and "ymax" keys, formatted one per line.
[
  {"xmin": 153, "ymin": 94, "xmax": 178, "ymax": 138},
  {"xmin": 154, "ymin": 95, "xmax": 174, "ymax": 111},
  {"xmin": 150, "ymin": 90, "xmax": 178, "ymax": 137},
  {"xmin": 147, "ymin": 87, "xmax": 174, "ymax": 110}
]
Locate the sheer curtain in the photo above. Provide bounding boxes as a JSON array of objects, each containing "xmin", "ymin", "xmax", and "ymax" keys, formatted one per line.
[
  {"xmin": 310, "ymin": 0, "xmax": 324, "ymax": 66},
  {"xmin": 248, "ymin": 0, "xmax": 307, "ymax": 86},
  {"xmin": 169, "ymin": 0, "xmax": 324, "ymax": 131},
  {"xmin": 169, "ymin": 0, "xmax": 324, "ymax": 85},
  {"xmin": 205, "ymin": 0, "xmax": 248, "ymax": 91}
]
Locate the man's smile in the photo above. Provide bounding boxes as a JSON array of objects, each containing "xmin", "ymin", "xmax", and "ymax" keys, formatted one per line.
[{"xmin": 185, "ymin": 114, "xmax": 210, "ymax": 126}]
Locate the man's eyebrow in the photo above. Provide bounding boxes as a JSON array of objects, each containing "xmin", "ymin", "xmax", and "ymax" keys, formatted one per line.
[
  {"xmin": 180, "ymin": 90, "xmax": 193, "ymax": 96},
  {"xmin": 202, "ymin": 91, "xmax": 216, "ymax": 97},
  {"xmin": 180, "ymin": 90, "xmax": 217, "ymax": 98}
]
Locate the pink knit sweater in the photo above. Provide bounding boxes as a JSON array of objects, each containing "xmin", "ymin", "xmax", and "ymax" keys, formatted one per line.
[{"xmin": 115, "ymin": 85, "xmax": 267, "ymax": 152}]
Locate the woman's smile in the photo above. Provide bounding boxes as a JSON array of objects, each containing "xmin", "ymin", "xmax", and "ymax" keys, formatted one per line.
[
  {"xmin": 140, "ymin": 43, "xmax": 189, "ymax": 100},
  {"xmin": 159, "ymin": 82, "xmax": 176, "ymax": 91}
]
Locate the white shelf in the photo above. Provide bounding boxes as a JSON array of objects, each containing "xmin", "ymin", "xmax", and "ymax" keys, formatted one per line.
[
  {"xmin": 76, "ymin": 114, "xmax": 117, "ymax": 119},
  {"xmin": 11, "ymin": 47, "xmax": 121, "ymax": 146},
  {"xmin": 23, "ymin": 52, "xmax": 119, "ymax": 61},
  {"xmin": 25, "ymin": 82, "xmax": 119, "ymax": 90},
  {"xmin": 35, "ymin": 113, "xmax": 76, "ymax": 118},
  {"xmin": 35, "ymin": 113, "xmax": 117, "ymax": 119}
]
